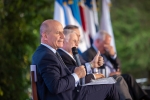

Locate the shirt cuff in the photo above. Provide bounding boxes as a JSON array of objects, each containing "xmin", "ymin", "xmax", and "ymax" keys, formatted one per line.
[
  {"xmin": 92, "ymin": 74, "xmax": 96, "ymax": 79},
  {"xmin": 111, "ymin": 54, "xmax": 117, "ymax": 59},
  {"xmin": 85, "ymin": 63, "xmax": 92, "ymax": 74},
  {"xmin": 71, "ymin": 73, "xmax": 79, "ymax": 87}
]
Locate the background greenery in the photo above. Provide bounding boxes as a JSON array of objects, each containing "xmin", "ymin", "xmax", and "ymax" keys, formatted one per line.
[
  {"xmin": 0, "ymin": 0, "xmax": 150, "ymax": 99},
  {"xmin": 111, "ymin": 0, "xmax": 150, "ymax": 83},
  {"xmin": 0, "ymin": 0, "xmax": 54, "ymax": 99}
]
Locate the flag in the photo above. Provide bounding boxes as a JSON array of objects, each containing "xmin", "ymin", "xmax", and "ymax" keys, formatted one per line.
[
  {"xmin": 67, "ymin": 0, "xmax": 89, "ymax": 52},
  {"xmin": 79, "ymin": 0, "xmax": 91, "ymax": 48},
  {"xmin": 92, "ymin": 0, "xmax": 99, "ymax": 32},
  {"xmin": 84, "ymin": 0, "xmax": 97, "ymax": 43},
  {"xmin": 54, "ymin": 0, "xmax": 65, "ymax": 27},
  {"xmin": 100, "ymin": 0, "xmax": 116, "ymax": 51},
  {"xmin": 54, "ymin": 0, "xmax": 88, "ymax": 52}
]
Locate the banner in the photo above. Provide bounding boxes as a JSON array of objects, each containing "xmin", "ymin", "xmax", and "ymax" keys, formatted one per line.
[{"xmin": 100, "ymin": 0, "xmax": 116, "ymax": 51}]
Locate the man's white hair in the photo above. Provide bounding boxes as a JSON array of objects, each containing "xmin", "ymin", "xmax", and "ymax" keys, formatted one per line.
[
  {"xmin": 93, "ymin": 30, "xmax": 109, "ymax": 41},
  {"xmin": 63, "ymin": 29, "xmax": 76, "ymax": 42}
]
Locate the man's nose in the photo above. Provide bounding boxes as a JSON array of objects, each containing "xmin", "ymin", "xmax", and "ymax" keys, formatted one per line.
[
  {"xmin": 60, "ymin": 32, "xmax": 65, "ymax": 39},
  {"xmin": 76, "ymin": 43, "xmax": 78, "ymax": 47}
]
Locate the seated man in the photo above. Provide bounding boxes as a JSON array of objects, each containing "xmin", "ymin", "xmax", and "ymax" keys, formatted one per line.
[
  {"xmin": 58, "ymin": 25, "xmax": 132, "ymax": 100},
  {"xmin": 31, "ymin": 19, "xmax": 119, "ymax": 100},
  {"xmin": 58, "ymin": 30, "xmax": 105, "ymax": 83},
  {"xmin": 82, "ymin": 30, "xmax": 150, "ymax": 100}
]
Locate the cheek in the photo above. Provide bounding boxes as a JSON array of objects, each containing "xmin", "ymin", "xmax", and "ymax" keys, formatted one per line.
[
  {"xmin": 106, "ymin": 41, "xmax": 110, "ymax": 45},
  {"xmin": 106, "ymin": 39, "xmax": 111, "ymax": 44},
  {"xmin": 56, "ymin": 38, "xmax": 63, "ymax": 46},
  {"xmin": 71, "ymin": 42, "xmax": 76, "ymax": 47},
  {"xmin": 67, "ymin": 43, "xmax": 74, "ymax": 49},
  {"xmin": 68, "ymin": 43, "xmax": 73, "ymax": 48}
]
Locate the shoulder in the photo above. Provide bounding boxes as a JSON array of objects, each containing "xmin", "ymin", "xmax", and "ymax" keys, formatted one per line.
[
  {"xmin": 57, "ymin": 49, "xmax": 73, "ymax": 64},
  {"xmin": 57, "ymin": 49, "xmax": 66, "ymax": 56},
  {"xmin": 82, "ymin": 46, "xmax": 94, "ymax": 57},
  {"xmin": 32, "ymin": 45, "xmax": 57, "ymax": 65},
  {"xmin": 83, "ymin": 46, "xmax": 95, "ymax": 55},
  {"xmin": 57, "ymin": 49, "xmax": 69, "ymax": 60}
]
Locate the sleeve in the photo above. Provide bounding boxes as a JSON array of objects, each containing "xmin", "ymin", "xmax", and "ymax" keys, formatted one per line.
[
  {"xmin": 108, "ymin": 54, "xmax": 120, "ymax": 71},
  {"xmin": 85, "ymin": 63, "xmax": 92, "ymax": 74},
  {"xmin": 71, "ymin": 73, "xmax": 79, "ymax": 87},
  {"xmin": 85, "ymin": 74, "xmax": 95, "ymax": 83}
]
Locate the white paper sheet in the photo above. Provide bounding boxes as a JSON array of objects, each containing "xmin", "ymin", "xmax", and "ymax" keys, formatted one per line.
[{"xmin": 82, "ymin": 77, "xmax": 116, "ymax": 86}]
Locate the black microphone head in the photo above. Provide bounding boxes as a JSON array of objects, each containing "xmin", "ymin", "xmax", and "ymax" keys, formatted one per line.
[{"xmin": 72, "ymin": 47, "xmax": 78, "ymax": 55}]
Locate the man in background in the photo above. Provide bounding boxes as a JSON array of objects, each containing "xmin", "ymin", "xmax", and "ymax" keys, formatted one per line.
[
  {"xmin": 82, "ymin": 30, "xmax": 150, "ymax": 100},
  {"xmin": 57, "ymin": 27, "xmax": 105, "ymax": 83}
]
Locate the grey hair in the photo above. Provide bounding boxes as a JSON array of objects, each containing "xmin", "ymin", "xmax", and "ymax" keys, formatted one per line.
[
  {"xmin": 93, "ymin": 30, "xmax": 109, "ymax": 41},
  {"xmin": 39, "ymin": 22, "xmax": 50, "ymax": 38},
  {"xmin": 63, "ymin": 29, "xmax": 76, "ymax": 42},
  {"xmin": 64, "ymin": 25, "xmax": 78, "ymax": 30}
]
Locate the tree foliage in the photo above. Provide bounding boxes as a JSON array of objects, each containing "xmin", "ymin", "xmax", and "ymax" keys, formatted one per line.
[
  {"xmin": 111, "ymin": 0, "xmax": 150, "ymax": 83},
  {"xmin": 0, "ymin": 0, "xmax": 54, "ymax": 99}
]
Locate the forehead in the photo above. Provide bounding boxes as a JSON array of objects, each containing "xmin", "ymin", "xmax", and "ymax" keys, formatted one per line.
[
  {"xmin": 69, "ymin": 33, "xmax": 78, "ymax": 40},
  {"xmin": 50, "ymin": 22, "xmax": 63, "ymax": 31},
  {"xmin": 72, "ymin": 28, "xmax": 80, "ymax": 36}
]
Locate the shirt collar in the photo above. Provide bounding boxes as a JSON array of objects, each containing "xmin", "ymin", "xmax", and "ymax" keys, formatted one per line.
[
  {"xmin": 41, "ymin": 43, "xmax": 56, "ymax": 53},
  {"xmin": 59, "ymin": 48, "xmax": 76, "ymax": 61}
]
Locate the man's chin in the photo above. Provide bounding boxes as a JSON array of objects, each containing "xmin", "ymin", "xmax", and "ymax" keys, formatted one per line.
[{"xmin": 57, "ymin": 44, "xmax": 63, "ymax": 48}]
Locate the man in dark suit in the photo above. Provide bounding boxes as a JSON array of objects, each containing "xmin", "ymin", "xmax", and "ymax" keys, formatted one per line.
[
  {"xmin": 57, "ymin": 29, "xmax": 105, "ymax": 83},
  {"xmin": 82, "ymin": 30, "xmax": 150, "ymax": 100},
  {"xmin": 59, "ymin": 25, "xmax": 134, "ymax": 100},
  {"xmin": 31, "ymin": 20, "xmax": 119, "ymax": 100}
]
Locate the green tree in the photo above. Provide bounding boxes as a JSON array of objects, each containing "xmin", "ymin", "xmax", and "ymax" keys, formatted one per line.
[
  {"xmin": 111, "ymin": 0, "xmax": 150, "ymax": 84},
  {"xmin": 0, "ymin": 0, "xmax": 54, "ymax": 99}
]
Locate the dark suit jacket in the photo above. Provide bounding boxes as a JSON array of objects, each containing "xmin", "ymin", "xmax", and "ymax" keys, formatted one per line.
[
  {"xmin": 57, "ymin": 49, "xmax": 95, "ymax": 84},
  {"xmin": 82, "ymin": 46, "xmax": 149, "ymax": 100},
  {"xmin": 82, "ymin": 46, "xmax": 119, "ymax": 71},
  {"xmin": 32, "ymin": 45, "xmax": 75, "ymax": 100}
]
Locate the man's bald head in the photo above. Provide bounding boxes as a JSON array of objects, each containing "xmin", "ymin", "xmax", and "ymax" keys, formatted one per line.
[
  {"xmin": 40, "ymin": 20, "xmax": 62, "ymax": 36},
  {"xmin": 40, "ymin": 19, "xmax": 64, "ymax": 49}
]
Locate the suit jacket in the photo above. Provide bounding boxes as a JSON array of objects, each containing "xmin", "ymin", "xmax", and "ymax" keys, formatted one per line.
[
  {"xmin": 82, "ymin": 46, "xmax": 119, "ymax": 71},
  {"xmin": 57, "ymin": 49, "xmax": 95, "ymax": 84},
  {"xmin": 32, "ymin": 45, "xmax": 75, "ymax": 100}
]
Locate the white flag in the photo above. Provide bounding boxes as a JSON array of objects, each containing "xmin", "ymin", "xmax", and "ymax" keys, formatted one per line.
[{"xmin": 100, "ymin": 0, "xmax": 116, "ymax": 52}]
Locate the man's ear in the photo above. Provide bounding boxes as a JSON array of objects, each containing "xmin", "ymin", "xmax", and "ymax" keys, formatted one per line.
[{"xmin": 42, "ymin": 33, "xmax": 48, "ymax": 40}]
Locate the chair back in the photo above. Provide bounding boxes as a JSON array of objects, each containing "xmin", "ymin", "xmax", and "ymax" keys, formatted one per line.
[{"xmin": 30, "ymin": 65, "xmax": 38, "ymax": 100}]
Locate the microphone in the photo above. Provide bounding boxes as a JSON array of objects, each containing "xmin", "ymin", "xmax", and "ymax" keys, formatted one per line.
[{"xmin": 72, "ymin": 47, "xmax": 85, "ymax": 85}]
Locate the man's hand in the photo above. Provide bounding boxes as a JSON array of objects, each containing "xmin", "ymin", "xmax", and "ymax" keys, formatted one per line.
[
  {"xmin": 74, "ymin": 65, "xmax": 86, "ymax": 78},
  {"xmin": 94, "ymin": 73, "xmax": 105, "ymax": 79},
  {"xmin": 109, "ymin": 69, "xmax": 121, "ymax": 76},
  {"xmin": 104, "ymin": 44, "xmax": 115, "ymax": 56},
  {"xmin": 90, "ymin": 51, "xmax": 104, "ymax": 68}
]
